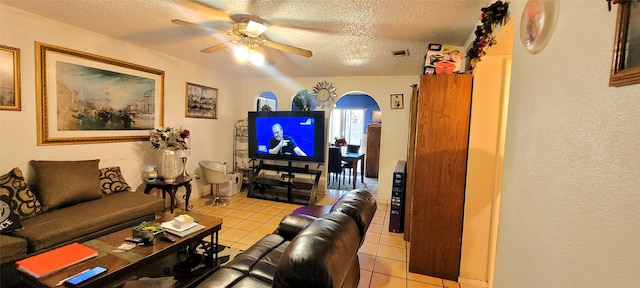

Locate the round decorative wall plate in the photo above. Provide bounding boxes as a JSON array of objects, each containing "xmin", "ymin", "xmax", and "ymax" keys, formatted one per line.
[
  {"xmin": 520, "ymin": 0, "xmax": 559, "ymax": 54},
  {"xmin": 312, "ymin": 81, "xmax": 337, "ymax": 109}
]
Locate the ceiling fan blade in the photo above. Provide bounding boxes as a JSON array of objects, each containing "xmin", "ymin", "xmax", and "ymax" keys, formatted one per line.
[
  {"xmin": 263, "ymin": 40, "xmax": 312, "ymax": 58},
  {"xmin": 188, "ymin": 1, "xmax": 232, "ymax": 22},
  {"xmin": 269, "ymin": 19, "xmax": 338, "ymax": 34},
  {"xmin": 171, "ymin": 19, "xmax": 230, "ymax": 35},
  {"xmin": 254, "ymin": 46, "xmax": 275, "ymax": 65},
  {"xmin": 201, "ymin": 41, "xmax": 234, "ymax": 53}
]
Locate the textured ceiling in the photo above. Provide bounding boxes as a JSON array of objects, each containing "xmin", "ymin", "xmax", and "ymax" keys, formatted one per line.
[{"xmin": 1, "ymin": 0, "xmax": 492, "ymax": 78}]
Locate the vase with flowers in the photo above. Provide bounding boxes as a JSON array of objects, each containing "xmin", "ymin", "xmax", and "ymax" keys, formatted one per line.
[{"xmin": 149, "ymin": 127, "xmax": 190, "ymax": 183}]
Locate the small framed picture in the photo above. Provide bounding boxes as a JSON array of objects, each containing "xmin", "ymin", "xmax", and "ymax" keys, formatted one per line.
[
  {"xmin": 185, "ymin": 82, "xmax": 218, "ymax": 119},
  {"xmin": 390, "ymin": 94, "xmax": 404, "ymax": 109}
]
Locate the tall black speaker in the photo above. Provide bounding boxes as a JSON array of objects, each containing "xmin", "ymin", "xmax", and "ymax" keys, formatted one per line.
[{"xmin": 389, "ymin": 160, "xmax": 407, "ymax": 233}]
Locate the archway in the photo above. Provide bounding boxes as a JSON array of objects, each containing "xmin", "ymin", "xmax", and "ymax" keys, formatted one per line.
[
  {"xmin": 254, "ymin": 91, "xmax": 277, "ymax": 111},
  {"xmin": 326, "ymin": 92, "xmax": 381, "ymax": 193}
]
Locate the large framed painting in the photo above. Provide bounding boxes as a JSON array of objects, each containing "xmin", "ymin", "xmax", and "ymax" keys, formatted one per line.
[
  {"xmin": 35, "ymin": 42, "xmax": 164, "ymax": 145},
  {"xmin": 610, "ymin": 0, "xmax": 640, "ymax": 87},
  {"xmin": 185, "ymin": 82, "xmax": 217, "ymax": 119},
  {"xmin": 0, "ymin": 45, "xmax": 21, "ymax": 111}
]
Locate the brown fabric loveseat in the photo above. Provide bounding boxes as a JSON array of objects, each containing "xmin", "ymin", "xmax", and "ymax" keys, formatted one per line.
[{"xmin": 0, "ymin": 159, "xmax": 165, "ymax": 266}]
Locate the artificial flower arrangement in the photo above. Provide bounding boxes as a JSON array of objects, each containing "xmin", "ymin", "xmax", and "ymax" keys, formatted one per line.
[
  {"xmin": 132, "ymin": 221, "xmax": 163, "ymax": 244},
  {"xmin": 149, "ymin": 127, "xmax": 190, "ymax": 150},
  {"xmin": 467, "ymin": 1, "xmax": 509, "ymax": 72},
  {"xmin": 136, "ymin": 221, "xmax": 162, "ymax": 232}
]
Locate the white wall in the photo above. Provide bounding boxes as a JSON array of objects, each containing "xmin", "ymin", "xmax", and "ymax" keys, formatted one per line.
[
  {"xmin": 0, "ymin": 5, "xmax": 244, "ymax": 200},
  {"xmin": 461, "ymin": 55, "xmax": 510, "ymax": 285},
  {"xmin": 495, "ymin": 1, "xmax": 640, "ymax": 287},
  {"xmin": 0, "ymin": 4, "xmax": 415, "ymax": 204},
  {"xmin": 240, "ymin": 76, "xmax": 415, "ymax": 202},
  {"xmin": 459, "ymin": 18, "xmax": 514, "ymax": 286}
]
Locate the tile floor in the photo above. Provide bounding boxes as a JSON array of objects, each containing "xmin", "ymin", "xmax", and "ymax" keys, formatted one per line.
[{"xmin": 172, "ymin": 188, "xmax": 483, "ymax": 288}]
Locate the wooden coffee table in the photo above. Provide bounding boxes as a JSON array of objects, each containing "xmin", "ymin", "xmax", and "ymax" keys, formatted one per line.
[{"xmin": 15, "ymin": 213, "xmax": 222, "ymax": 288}]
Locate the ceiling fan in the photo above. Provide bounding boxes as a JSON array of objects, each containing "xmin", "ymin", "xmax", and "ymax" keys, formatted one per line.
[{"xmin": 171, "ymin": 14, "xmax": 312, "ymax": 65}]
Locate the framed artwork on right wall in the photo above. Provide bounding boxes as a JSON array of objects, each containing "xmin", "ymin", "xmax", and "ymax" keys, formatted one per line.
[{"xmin": 610, "ymin": 0, "xmax": 640, "ymax": 87}]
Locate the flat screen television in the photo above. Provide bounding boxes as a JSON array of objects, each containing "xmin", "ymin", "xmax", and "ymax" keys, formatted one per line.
[{"xmin": 248, "ymin": 111, "xmax": 325, "ymax": 164}]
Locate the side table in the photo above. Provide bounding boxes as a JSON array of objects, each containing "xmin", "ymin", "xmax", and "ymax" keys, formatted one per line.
[
  {"xmin": 144, "ymin": 175, "xmax": 192, "ymax": 213},
  {"xmin": 292, "ymin": 205, "xmax": 332, "ymax": 217}
]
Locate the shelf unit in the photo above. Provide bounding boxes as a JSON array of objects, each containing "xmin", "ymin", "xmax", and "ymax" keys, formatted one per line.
[
  {"xmin": 233, "ymin": 119, "xmax": 252, "ymax": 185},
  {"xmin": 247, "ymin": 162, "xmax": 321, "ymax": 205}
]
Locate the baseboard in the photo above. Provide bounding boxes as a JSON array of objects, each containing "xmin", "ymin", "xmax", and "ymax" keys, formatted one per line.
[{"xmin": 457, "ymin": 277, "xmax": 488, "ymax": 287}]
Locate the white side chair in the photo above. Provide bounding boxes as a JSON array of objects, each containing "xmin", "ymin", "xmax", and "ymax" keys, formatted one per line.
[{"xmin": 198, "ymin": 160, "xmax": 232, "ymax": 206}]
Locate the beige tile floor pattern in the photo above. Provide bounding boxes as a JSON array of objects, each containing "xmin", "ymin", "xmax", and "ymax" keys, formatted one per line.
[{"xmin": 167, "ymin": 188, "xmax": 483, "ymax": 288}]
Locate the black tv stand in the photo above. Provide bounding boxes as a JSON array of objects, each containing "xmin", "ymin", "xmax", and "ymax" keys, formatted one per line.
[{"xmin": 248, "ymin": 161, "xmax": 321, "ymax": 205}]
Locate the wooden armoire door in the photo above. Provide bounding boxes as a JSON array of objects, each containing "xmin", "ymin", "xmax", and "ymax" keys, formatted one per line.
[
  {"xmin": 365, "ymin": 123, "xmax": 381, "ymax": 178},
  {"xmin": 404, "ymin": 84, "xmax": 419, "ymax": 241},
  {"xmin": 408, "ymin": 74, "xmax": 473, "ymax": 281}
]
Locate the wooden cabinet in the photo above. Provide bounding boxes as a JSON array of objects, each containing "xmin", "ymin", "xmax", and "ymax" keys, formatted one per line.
[
  {"xmin": 406, "ymin": 74, "xmax": 473, "ymax": 281},
  {"xmin": 365, "ymin": 123, "xmax": 381, "ymax": 178}
]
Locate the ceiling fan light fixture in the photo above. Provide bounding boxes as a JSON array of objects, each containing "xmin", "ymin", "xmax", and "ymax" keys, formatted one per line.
[
  {"xmin": 234, "ymin": 45, "xmax": 250, "ymax": 62},
  {"xmin": 249, "ymin": 49, "xmax": 265, "ymax": 66},
  {"xmin": 234, "ymin": 20, "xmax": 268, "ymax": 38},
  {"xmin": 174, "ymin": 13, "xmax": 310, "ymax": 65},
  {"xmin": 246, "ymin": 20, "xmax": 268, "ymax": 37}
]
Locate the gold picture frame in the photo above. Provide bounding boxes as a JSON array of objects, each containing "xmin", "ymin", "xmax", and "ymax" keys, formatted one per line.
[
  {"xmin": 610, "ymin": 1, "xmax": 640, "ymax": 87},
  {"xmin": 391, "ymin": 94, "xmax": 404, "ymax": 109},
  {"xmin": 0, "ymin": 45, "xmax": 21, "ymax": 111},
  {"xmin": 36, "ymin": 42, "xmax": 165, "ymax": 145},
  {"xmin": 185, "ymin": 82, "xmax": 218, "ymax": 119}
]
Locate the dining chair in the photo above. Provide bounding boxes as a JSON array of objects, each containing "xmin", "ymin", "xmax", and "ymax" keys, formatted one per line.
[
  {"xmin": 327, "ymin": 147, "xmax": 344, "ymax": 189},
  {"xmin": 342, "ymin": 144, "xmax": 360, "ymax": 183}
]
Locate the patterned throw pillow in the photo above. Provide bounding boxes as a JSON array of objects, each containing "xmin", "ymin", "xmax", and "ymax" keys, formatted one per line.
[
  {"xmin": 99, "ymin": 167, "xmax": 132, "ymax": 194},
  {"xmin": 0, "ymin": 198, "xmax": 23, "ymax": 234},
  {"xmin": 0, "ymin": 167, "xmax": 43, "ymax": 219}
]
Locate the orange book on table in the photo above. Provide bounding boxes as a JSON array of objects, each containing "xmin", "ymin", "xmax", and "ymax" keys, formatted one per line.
[{"xmin": 15, "ymin": 242, "xmax": 98, "ymax": 278}]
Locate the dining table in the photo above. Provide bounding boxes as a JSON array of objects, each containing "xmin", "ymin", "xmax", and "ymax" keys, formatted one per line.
[{"xmin": 342, "ymin": 152, "xmax": 365, "ymax": 189}]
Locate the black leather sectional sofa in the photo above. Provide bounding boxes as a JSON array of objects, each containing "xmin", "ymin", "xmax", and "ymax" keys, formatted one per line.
[{"xmin": 197, "ymin": 189, "xmax": 377, "ymax": 288}]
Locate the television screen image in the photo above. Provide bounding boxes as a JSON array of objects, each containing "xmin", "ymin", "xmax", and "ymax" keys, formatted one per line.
[{"xmin": 248, "ymin": 111, "xmax": 325, "ymax": 163}]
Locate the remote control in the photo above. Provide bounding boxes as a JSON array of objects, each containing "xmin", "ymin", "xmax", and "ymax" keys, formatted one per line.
[
  {"xmin": 65, "ymin": 266, "xmax": 107, "ymax": 286},
  {"xmin": 124, "ymin": 237, "xmax": 143, "ymax": 244},
  {"xmin": 161, "ymin": 233, "xmax": 176, "ymax": 243}
]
